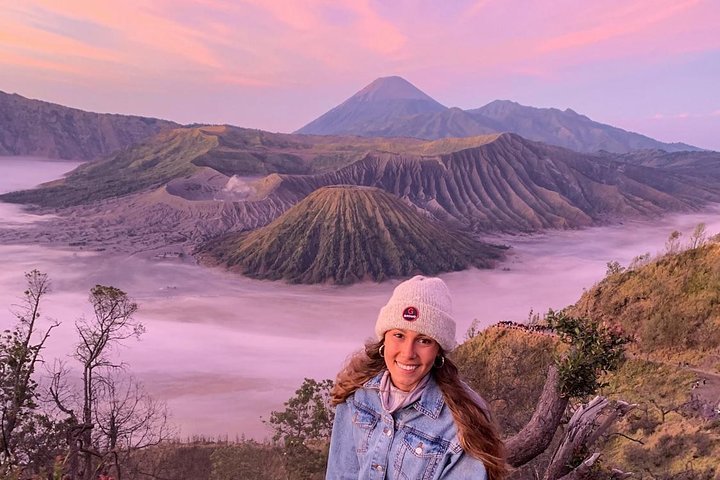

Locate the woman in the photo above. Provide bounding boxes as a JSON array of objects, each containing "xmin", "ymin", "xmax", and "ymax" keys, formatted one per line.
[{"xmin": 326, "ymin": 275, "xmax": 507, "ymax": 480}]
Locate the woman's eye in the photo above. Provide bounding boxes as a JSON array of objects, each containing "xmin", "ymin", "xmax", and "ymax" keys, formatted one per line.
[
  {"xmin": 393, "ymin": 332, "xmax": 404, "ymax": 339},
  {"xmin": 417, "ymin": 338, "xmax": 432, "ymax": 345}
]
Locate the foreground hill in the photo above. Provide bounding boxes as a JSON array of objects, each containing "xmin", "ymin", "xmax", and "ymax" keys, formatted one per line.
[
  {"xmin": 197, "ymin": 186, "xmax": 505, "ymax": 284},
  {"xmin": 561, "ymin": 240, "xmax": 720, "ymax": 475},
  {"xmin": 459, "ymin": 240, "xmax": 720, "ymax": 477},
  {"xmin": 569, "ymin": 241, "xmax": 720, "ymax": 369},
  {"xmin": 0, "ymin": 90, "xmax": 179, "ymax": 160},
  {"xmin": 455, "ymin": 322, "xmax": 719, "ymax": 479},
  {"xmin": 296, "ymin": 76, "xmax": 701, "ymax": 153}
]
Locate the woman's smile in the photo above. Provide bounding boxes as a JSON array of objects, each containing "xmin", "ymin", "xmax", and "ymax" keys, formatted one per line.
[
  {"xmin": 395, "ymin": 361, "xmax": 420, "ymax": 371},
  {"xmin": 383, "ymin": 329, "xmax": 440, "ymax": 391}
]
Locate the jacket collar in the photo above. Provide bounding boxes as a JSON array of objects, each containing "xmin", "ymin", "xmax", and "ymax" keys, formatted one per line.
[{"xmin": 366, "ymin": 370, "xmax": 445, "ymax": 419}]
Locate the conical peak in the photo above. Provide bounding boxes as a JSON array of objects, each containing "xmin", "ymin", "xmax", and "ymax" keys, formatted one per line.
[{"xmin": 351, "ymin": 76, "xmax": 444, "ymax": 105}]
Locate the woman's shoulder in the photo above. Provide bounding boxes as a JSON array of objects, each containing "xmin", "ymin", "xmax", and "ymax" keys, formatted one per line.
[{"xmin": 343, "ymin": 376, "xmax": 383, "ymax": 410}]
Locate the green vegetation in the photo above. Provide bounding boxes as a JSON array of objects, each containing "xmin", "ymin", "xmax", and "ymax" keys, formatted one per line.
[
  {"xmin": 0, "ymin": 271, "xmax": 65, "ymax": 477},
  {"xmin": 0, "ymin": 127, "xmax": 522, "ymax": 210},
  {"xmin": 454, "ymin": 326, "xmax": 557, "ymax": 435},
  {"xmin": 547, "ymin": 310, "xmax": 629, "ymax": 397},
  {"xmin": 1, "ymin": 272, "xmax": 169, "ymax": 480},
  {"xmin": 572, "ymin": 240, "xmax": 720, "ymax": 369},
  {"xmin": 0, "ymin": 128, "xmax": 215, "ymax": 207},
  {"xmin": 265, "ymin": 378, "xmax": 334, "ymax": 480},
  {"xmin": 198, "ymin": 186, "xmax": 506, "ymax": 284}
]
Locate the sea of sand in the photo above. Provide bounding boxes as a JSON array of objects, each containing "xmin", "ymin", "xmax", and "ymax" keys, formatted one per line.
[{"xmin": 2, "ymin": 156, "xmax": 720, "ymax": 439}]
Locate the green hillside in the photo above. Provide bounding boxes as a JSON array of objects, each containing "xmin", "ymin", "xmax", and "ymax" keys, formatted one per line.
[
  {"xmin": 452, "ymin": 241, "xmax": 720, "ymax": 479},
  {"xmin": 0, "ymin": 127, "xmax": 215, "ymax": 207},
  {"xmin": 569, "ymin": 242, "xmax": 720, "ymax": 370},
  {"xmin": 197, "ymin": 185, "xmax": 506, "ymax": 284},
  {"xmin": 0, "ymin": 125, "xmax": 502, "ymax": 209}
]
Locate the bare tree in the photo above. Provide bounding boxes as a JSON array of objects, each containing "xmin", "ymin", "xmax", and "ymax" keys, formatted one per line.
[
  {"xmin": 93, "ymin": 372, "xmax": 173, "ymax": 480},
  {"xmin": 543, "ymin": 397, "xmax": 635, "ymax": 480},
  {"xmin": 665, "ymin": 230, "xmax": 682, "ymax": 254},
  {"xmin": 51, "ymin": 285, "xmax": 143, "ymax": 480},
  {"xmin": 0, "ymin": 270, "xmax": 59, "ymax": 474},
  {"xmin": 688, "ymin": 222, "xmax": 707, "ymax": 249}
]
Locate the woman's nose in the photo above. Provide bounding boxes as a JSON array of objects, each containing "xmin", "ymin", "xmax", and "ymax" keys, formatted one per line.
[{"xmin": 402, "ymin": 341, "xmax": 417, "ymax": 358}]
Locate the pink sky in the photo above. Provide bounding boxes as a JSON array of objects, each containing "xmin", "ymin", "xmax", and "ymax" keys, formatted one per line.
[{"xmin": 1, "ymin": 0, "xmax": 718, "ymax": 150}]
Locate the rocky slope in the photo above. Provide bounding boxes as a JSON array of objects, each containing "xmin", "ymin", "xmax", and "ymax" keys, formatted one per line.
[
  {"xmin": 197, "ymin": 186, "xmax": 505, "ymax": 284},
  {"xmin": 265, "ymin": 133, "xmax": 720, "ymax": 233},
  {"xmin": 3, "ymin": 130, "xmax": 719, "ymax": 258},
  {"xmin": 0, "ymin": 125, "xmax": 443, "ymax": 208},
  {"xmin": 0, "ymin": 90, "xmax": 179, "ymax": 160},
  {"xmin": 599, "ymin": 148, "xmax": 720, "ymax": 179},
  {"xmin": 296, "ymin": 77, "xmax": 702, "ymax": 153}
]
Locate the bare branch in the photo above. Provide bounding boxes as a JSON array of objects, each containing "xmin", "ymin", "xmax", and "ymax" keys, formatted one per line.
[{"xmin": 609, "ymin": 432, "xmax": 644, "ymax": 445}]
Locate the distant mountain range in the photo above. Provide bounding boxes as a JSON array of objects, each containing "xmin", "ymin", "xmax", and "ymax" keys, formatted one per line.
[
  {"xmin": 0, "ymin": 90, "xmax": 179, "ymax": 160},
  {"xmin": 198, "ymin": 185, "xmax": 505, "ymax": 284},
  {"xmin": 0, "ymin": 79, "xmax": 704, "ymax": 162},
  {"xmin": 296, "ymin": 76, "xmax": 701, "ymax": 154},
  {"xmin": 1, "ymin": 86, "xmax": 718, "ymax": 283}
]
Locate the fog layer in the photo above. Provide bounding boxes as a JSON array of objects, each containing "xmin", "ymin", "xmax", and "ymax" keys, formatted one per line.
[{"xmin": 1, "ymin": 157, "xmax": 718, "ymax": 439}]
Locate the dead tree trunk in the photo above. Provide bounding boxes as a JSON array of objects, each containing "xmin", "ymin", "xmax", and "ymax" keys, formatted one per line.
[
  {"xmin": 505, "ymin": 365, "xmax": 569, "ymax": 467},
  {"xmin": 545, "ymin": 396, "xmax": 636, "ymax": 480}
]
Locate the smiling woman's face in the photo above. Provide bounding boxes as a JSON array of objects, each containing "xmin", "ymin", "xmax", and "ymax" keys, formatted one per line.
[{"xmin": 383, "ymin": 329, "xmax": 440, "ymax": 392}]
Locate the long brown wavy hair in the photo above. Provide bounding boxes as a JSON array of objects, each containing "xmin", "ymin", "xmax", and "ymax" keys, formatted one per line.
[{"xmin": 331, "ymin": 340, "xmax": 508, "ymax": 480}]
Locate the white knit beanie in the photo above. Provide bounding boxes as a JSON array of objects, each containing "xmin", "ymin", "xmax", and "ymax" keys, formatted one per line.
[{"xmin": 375, "ymin": 275, "xmax": 457, "ymax": 352}]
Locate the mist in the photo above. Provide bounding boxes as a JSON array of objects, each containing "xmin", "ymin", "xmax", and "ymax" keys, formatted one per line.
[{"xmin": 1, "ymin": 157, "xmax": 719, "ymax": 439}]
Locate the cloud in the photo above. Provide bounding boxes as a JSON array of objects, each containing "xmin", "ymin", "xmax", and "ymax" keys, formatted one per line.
[
  {"xmin": 0, "ymin": 6, "xmax": 122, "ymax": 66},
  {"xmin": 462, "ymin": 0, "xmax": 494, "ymax": 18},
  {"xmin": 651, "ymin": 110, "xmax": 719, "ymax": 120},
  {"xmin": 3, "ymin": 0, "xmax": 717, "ymax": 91},
  {"xmin": 18, "ymin": 0, "xmax": 403, "ymax": 88},
  {"xmin": 537, "ymin": 0, "xmax": 702, "ymax": 53},
  {"xmin": 1, "ymin": 0, "xmax": 718, "ymax": 136}
]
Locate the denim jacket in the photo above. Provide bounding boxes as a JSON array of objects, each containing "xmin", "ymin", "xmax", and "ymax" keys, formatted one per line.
[{"xmin": 326, "ymin": 371, "xmax": 488, "ymax": 480}]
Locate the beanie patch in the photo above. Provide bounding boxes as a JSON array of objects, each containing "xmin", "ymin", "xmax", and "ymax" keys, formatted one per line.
[
  {"xmin": 402, "ymin": 306, "xmax": 419, "ymax": 321},
  {"xmin": 375, "ymin": 275, "xmax": 458, "ymax": 352}
]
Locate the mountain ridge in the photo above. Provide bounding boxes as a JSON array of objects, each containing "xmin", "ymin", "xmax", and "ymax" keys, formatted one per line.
[
  {"xmin": 296, "ymin": 77, "xmax": 703, "ymax": 153},
  {"xmin": 0, "ymin": 90, "xmax": 180, "ymax": 160}
]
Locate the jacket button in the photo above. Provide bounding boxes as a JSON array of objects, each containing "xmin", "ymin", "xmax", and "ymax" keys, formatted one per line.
[
  {"xmin": 374, "ymin": 464, "xmax": 384, "ymax": 472},
  {"xmin": 415, "ymin": 446, "xmax": 423, "ymax": 454},
  {"xmin": 383, "ymin": 427, "xmax": 391, "ymax": 436}
]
